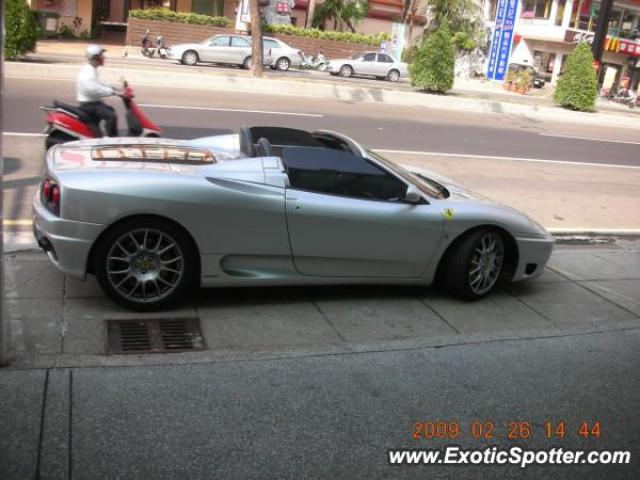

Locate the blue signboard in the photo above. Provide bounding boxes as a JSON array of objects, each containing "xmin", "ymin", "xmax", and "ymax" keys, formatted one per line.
[{"xmin": 487, "ymin": 0, "xmax": 519, "ymax": 81}]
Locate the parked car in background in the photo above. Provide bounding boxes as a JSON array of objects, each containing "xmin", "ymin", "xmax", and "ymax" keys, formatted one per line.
[
  {"xmin": 262, "ymin": 37, "xmax": 305, "ymax": 71},
  {"xmin": 327, "ymin": 52, "xmax": 408, "ymax": 82},
  {"xmin": 508, "ymin": 62, "xmax": 546, "ymax": 88},
  {"xmin": 168, "ymin": 34, "xmax": 271, "ymax": 69}
]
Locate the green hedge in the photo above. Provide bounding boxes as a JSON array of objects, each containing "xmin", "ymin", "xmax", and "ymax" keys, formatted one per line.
[
  {"xmin": 263, "ymin": 24, "xmax": 390, "ymax": 46},
  {"xmin": 5, "ymin": 0, "xmax": 39, "ymax": 60},
  {"xmin": 410, "ymin": 24, "xmax": 454, "ymax": 93},
  {"xmin": 553, "ymin": 43, "xmax": 598, "ymax": 112},
  {"xmin": 129, "ymin": 8, "xmax": 231, "ymax": 27}
]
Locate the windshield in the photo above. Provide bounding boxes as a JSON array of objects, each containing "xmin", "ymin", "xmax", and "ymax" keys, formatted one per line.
[
  {"xmin": 366, "ymin": 149, "xmax": 449, "ymax": 199},
  {"xmin": 351, "ymin": 52, "xmax": 364, "ymax": 60}
]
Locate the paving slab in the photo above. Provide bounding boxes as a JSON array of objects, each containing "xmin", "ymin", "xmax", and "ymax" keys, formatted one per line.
[
  {"xmin": 505, "ymin": 281, "xmax": 638, "ymax": 327},
  {"xmin": 579, "ymin": 280, "xmax": 640, "ymax": 316},
  {"xmin": 311, "ymin": 286, "xmax": 456, "ymax": 342},
  {"xmin": 64, "ymin": 275, "xmax": 104, "ymax": 298},
  {"xmin": 196, "ymin": 288, "xmax": 342, "ymax": 350},
  {"xmin": 5, "ymin": 298, "xmax": 64, "ymax": 355},
  {"xmin": 421, "ymin": 289, "xmax": 556, "ymax": 335},
  {"xmin": 549, "ymin": 251, "xmax": 640, "ymax": 281},
  {"xmin": 40, "ymin": 369, "xmax": 70, "ymax": 480},
  {"xmin": 3, "ymin": 253, "xmax": 64, "ymax": 299},
  {"xmin": 0, "ymin": 369, "xmax": 46, "ymax": 480}
]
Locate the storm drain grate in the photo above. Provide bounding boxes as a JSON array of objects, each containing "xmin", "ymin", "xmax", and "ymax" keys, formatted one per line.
[{"xmin": 106, "ymin": 318, "xmax": 205, "ymax": 354}]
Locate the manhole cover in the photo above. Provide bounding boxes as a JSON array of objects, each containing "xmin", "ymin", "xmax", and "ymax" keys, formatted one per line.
[{"xmin": 106, "ymin": 318, "xmax": 205, "ymax": 354}]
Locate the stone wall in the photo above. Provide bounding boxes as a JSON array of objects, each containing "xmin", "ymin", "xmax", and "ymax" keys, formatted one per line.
[{"xmin": 127, "ymin": 18, "xmax": 375, "ymax": 59}]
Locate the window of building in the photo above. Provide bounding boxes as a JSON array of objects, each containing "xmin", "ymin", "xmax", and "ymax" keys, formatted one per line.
[
  {"xmin": 191, "ymin": 0, "xmax": 223, "ymax": 16},
  {"xmin": 555, "ymin": 0, "xmax": 566, "ymax": 25},
  {"xmin": 521, "ymin": 0, "xmax": 552, "ymax": 19}
]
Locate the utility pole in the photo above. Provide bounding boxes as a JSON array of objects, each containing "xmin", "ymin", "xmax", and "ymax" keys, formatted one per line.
[
  {"xmin": 249, "ymin": 0, "xmax": 264, "ymax": 77},
  {"xmin": 591, "ymin": 0, "xmax": 614, "ymax": 64},
  {"xmin": 0, "ymin": 0, "xmax": 6, "ymax": 366}
]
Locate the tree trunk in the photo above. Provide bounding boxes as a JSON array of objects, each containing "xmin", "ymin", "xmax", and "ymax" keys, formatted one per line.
[
  {"xmin": 306, "ymin": 0, "xmax": 316, "ymax": 28},
  {"xmin": 249, "ymin": 0, "xmax": 263, "ymax": 78}
]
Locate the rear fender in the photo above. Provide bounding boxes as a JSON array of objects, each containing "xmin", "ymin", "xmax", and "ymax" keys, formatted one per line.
[{"xmin": 46, "ymin": 112, "xmax": 96, "ymax": 138}]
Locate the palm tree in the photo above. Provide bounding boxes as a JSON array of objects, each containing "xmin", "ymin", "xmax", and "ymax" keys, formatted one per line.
[{"xmin": 313, "ymin": 0, "xmax": 367, "ymax": 33}]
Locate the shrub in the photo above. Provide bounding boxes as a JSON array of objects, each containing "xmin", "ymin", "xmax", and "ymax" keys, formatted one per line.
[
  {"xmin": 263, "ymin": 24, "xmax": 390, "ymax": 46},
  {"xmin": 4, "ymin": 0, "xmax": 39, "ymax": 60},
  {"xmin": 452, "ymin": 31, "xmax": 476, "ymax": 52},
  {"xmin": 410, "ymin": 23, "xmax": 454, "ymax": 93},
  {"xmin": 553, "ymin": 43, "xmax": 598, "ymax": 111},
  {"xmin": 129, "ymin": 8, "xmax": 231, "ymax": 27}
]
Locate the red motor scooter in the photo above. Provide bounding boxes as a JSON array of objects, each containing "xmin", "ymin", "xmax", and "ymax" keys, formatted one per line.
[{"xmin": 42, "ymin": 81, "xmax": 162, "ymax": 149}]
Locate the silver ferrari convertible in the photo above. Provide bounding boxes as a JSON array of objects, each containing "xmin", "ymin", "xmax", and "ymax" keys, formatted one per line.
[{"xmin": 33, "ymin": 127, "xmax": 553, "ymax": 310}]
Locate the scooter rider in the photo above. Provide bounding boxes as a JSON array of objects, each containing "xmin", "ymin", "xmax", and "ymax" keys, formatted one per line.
[{"xmin": 76, "ymin": 44, "xmax": 119, "ymax": 136}]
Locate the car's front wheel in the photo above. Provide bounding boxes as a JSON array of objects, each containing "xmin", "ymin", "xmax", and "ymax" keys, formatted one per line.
[
  {"xmin": 442, "ymin": 229, "xmax": 505, "ymax": 300},
  {"xmin": 94, "ymin": 218, "xmax": 198, "ymax": 310},
  {"xmin": 181, "ymin": 50, "xmax": 199, "ymax": 66},
  {"xmin": 243, "ymin": 56, "xmax": 252, "ymax": 69}
]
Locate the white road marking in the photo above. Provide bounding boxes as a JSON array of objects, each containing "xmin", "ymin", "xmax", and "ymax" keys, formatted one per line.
[
  {"xmin": 539, "ymin": 132, "xmax": 640, "ymax": 145},
  {"xmin": 138, "ymin": 104, "xmax": 324, "ymax": 117},
  {"xmin": 3, "ymin": 132, "xmax": 46, "ymax": 137},
  {"xmin": 374, "ymin": 149, "xmax": 640, "ymax": 170}
]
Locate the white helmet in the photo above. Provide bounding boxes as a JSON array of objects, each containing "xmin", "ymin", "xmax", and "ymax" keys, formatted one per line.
[{"xmin": 85, "ymin": 44, "xmax": 106, "ymax": 60}]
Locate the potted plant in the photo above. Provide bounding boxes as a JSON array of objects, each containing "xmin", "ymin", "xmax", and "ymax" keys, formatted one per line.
[
  {"xmin": 504, "ymin": 69, "xmax": 515, "ymax": 90},
  {"xmin": 516, "ymin": 70, "xmax": 531, "ymax": 94}
]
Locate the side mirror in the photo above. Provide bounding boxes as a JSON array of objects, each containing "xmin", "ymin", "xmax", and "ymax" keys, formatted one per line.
[{"xmin": 404, "ymin": 185, "xmax": 422, "ymax": 204}]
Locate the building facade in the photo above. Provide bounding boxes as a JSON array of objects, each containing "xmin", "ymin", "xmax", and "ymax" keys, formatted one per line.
[{"xmin": 483, "ymin": 0, "xmax": 640, "ymax": 90}]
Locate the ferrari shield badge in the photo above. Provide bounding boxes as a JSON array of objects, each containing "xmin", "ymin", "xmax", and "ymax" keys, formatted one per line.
[{"xmin": 442, "ymin": 208, "xmax": 455, "ymax": 220}]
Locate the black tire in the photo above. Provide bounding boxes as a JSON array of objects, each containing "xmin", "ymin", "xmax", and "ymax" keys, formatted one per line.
[
  {"xmin": 46, "ymin": 131, "xmax": 76, "ymax": 149},
  {"xmin": 94, "ymin": 217, "xmax": 198, "ymax": 310},
  {"xmin": 275, "ymin": 57, "xmax": 290, "ymax": 71},
  {"xmin": 442, "ymin": 229, "xmax": 505, "ymax": 300},
  {"xmin": 339, "ymin": 65, "xmax": 353, "ymax": 77},
  {"xmin": 386, "ymin": 69, "xmax": 400, "ymax": 82},
  {"xmin": 243, "ymin": 56, "xmax": 252, "ymax": 70},
  {"xmin": 181, "ymin": 50, "xmax": 199, "ymax": 66}
]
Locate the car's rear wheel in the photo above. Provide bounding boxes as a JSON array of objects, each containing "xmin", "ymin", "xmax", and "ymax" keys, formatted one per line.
[
  {"xmin": 386, "ymin": 69, "xmax": 400, "ymax": 82},
  {"xmin": 243, "ymin": 56, "xmax": 252, "ymax": 69},
  {"xmin": 94, "ymin": 218, "xmax": 197, "ymax": 310},
  {"xmin": 276, "ymin": 57, "xmax": 290, "ymax": 71},
  {"xmin": 339, "ymin": 65, "xmax": 353, "ymax": 77},
  {"xmin": 181, "ymin": 50, "xmax": 198, "ymax": 66},
  {"xmin": 443, "ymin": 229, "xmax": 505, "ymax": 300}
]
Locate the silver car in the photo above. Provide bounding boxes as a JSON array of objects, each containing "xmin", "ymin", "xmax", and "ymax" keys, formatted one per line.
[
  {"xmin": 263, "ymin": 36, "xmax": 305, "ymax": 71},
  {"xmin": 327, "ymin": 51, "xmax": 409, "ymax": 82},
  {"xmin": 33, "ymin": 127, "xmax": 553, "ymax": 310},
  {"xmin": 168, "ymin": 34, "xmax": 271, "ymax": 69}
]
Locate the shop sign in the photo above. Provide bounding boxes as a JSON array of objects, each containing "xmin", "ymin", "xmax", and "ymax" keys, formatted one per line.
[
  {"xmin": 565, "ymin": 29, "xmax": 640, "ymax": 57},
  {"xmin": 487, "ymin": 0, "xmax": 520, "ymax": 81}
]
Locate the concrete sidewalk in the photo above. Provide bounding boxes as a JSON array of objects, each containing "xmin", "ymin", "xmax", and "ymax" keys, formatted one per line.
[
  {"xmin": 1, "ymin": 240, "xmax": 639, "ymax": 479},
  {"xmin": 3, "ymin": 238, "xmax": 639, "ymax": 369}
]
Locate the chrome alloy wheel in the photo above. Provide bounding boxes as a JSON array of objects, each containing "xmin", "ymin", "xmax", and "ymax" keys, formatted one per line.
[
  {"xmin": 468, "ymin": 232, "xmax": 504, "ymax": 295},
  {"xmin": 182, "ymin": 51, "xmax": 198, "ymax": 65},
  {"xmin": 106, "ymin": 228, "xmax": 185, "ymax": 304},
  {"xmin": 276, "ymin": 57, "xmax": 290, "ymax": 71}
]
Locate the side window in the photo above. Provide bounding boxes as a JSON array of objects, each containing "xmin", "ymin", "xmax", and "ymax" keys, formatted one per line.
[
  {"xmin": 378, "ymin": 54, "xmax": 394, "ymax": 63},
  {"xmin": 264, "ymin": 39, "xmax": 279, "ymax": 49},
  {"xmin": 283, "ymin": 148, "xmax": 407, "ymax": 202},
  {"xmin": 231, "ymin": 36, "xmax": 250, "ymax": 47},
  {"xmin": 209, "ymin": 36, "xmax": 229, "ymax": 47},
  {"xmin": 362, "ymin": 53, "xmax": 377, "ymax": 62}
]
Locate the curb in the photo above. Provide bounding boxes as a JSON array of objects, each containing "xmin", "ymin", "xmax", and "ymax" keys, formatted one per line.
[{"xmin": 7, "ymin": 61, "xmax": 640, "ymax": 130}]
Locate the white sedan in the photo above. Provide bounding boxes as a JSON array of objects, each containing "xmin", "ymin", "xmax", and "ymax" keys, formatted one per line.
[
  {"xmin": 263, "ymin": 37, "xmax": 305, "ymax": 71},
  {"xmin": 327, "ymin": 51, "xmax": 408, "ymax": 82},
  {"xmin": 168, "ymin": 34, "xmax": 271, "ymax": 69}
]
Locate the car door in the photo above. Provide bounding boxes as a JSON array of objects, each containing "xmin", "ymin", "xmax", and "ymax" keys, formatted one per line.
[
  {"xmin": 201, "ymin": 35, "xmax": 231, "ymax": 62},
  {"xmin": 357, "ymin": 52, "xmax": 377, "ymax": 76},
  {"xmin": 230, "ymin": 35, "xmax": 251, "ymax": 65},
  {"xmin": 376, "ymin": 53, "xmax": 394, "ymax": 76},
  {"xmin": 283, "ymin": 147, "xmax": 444, "ymax": 278}
]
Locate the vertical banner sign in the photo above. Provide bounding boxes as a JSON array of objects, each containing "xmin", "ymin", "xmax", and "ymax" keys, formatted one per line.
[{"xmin": 487, "ymin": 0, "xmax": 519, "ymax": 80}]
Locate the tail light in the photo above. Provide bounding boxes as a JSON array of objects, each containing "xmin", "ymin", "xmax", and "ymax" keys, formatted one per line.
[{"xmin": 41, "ymin": 176, "xmax": 61, "ymax": 215}]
